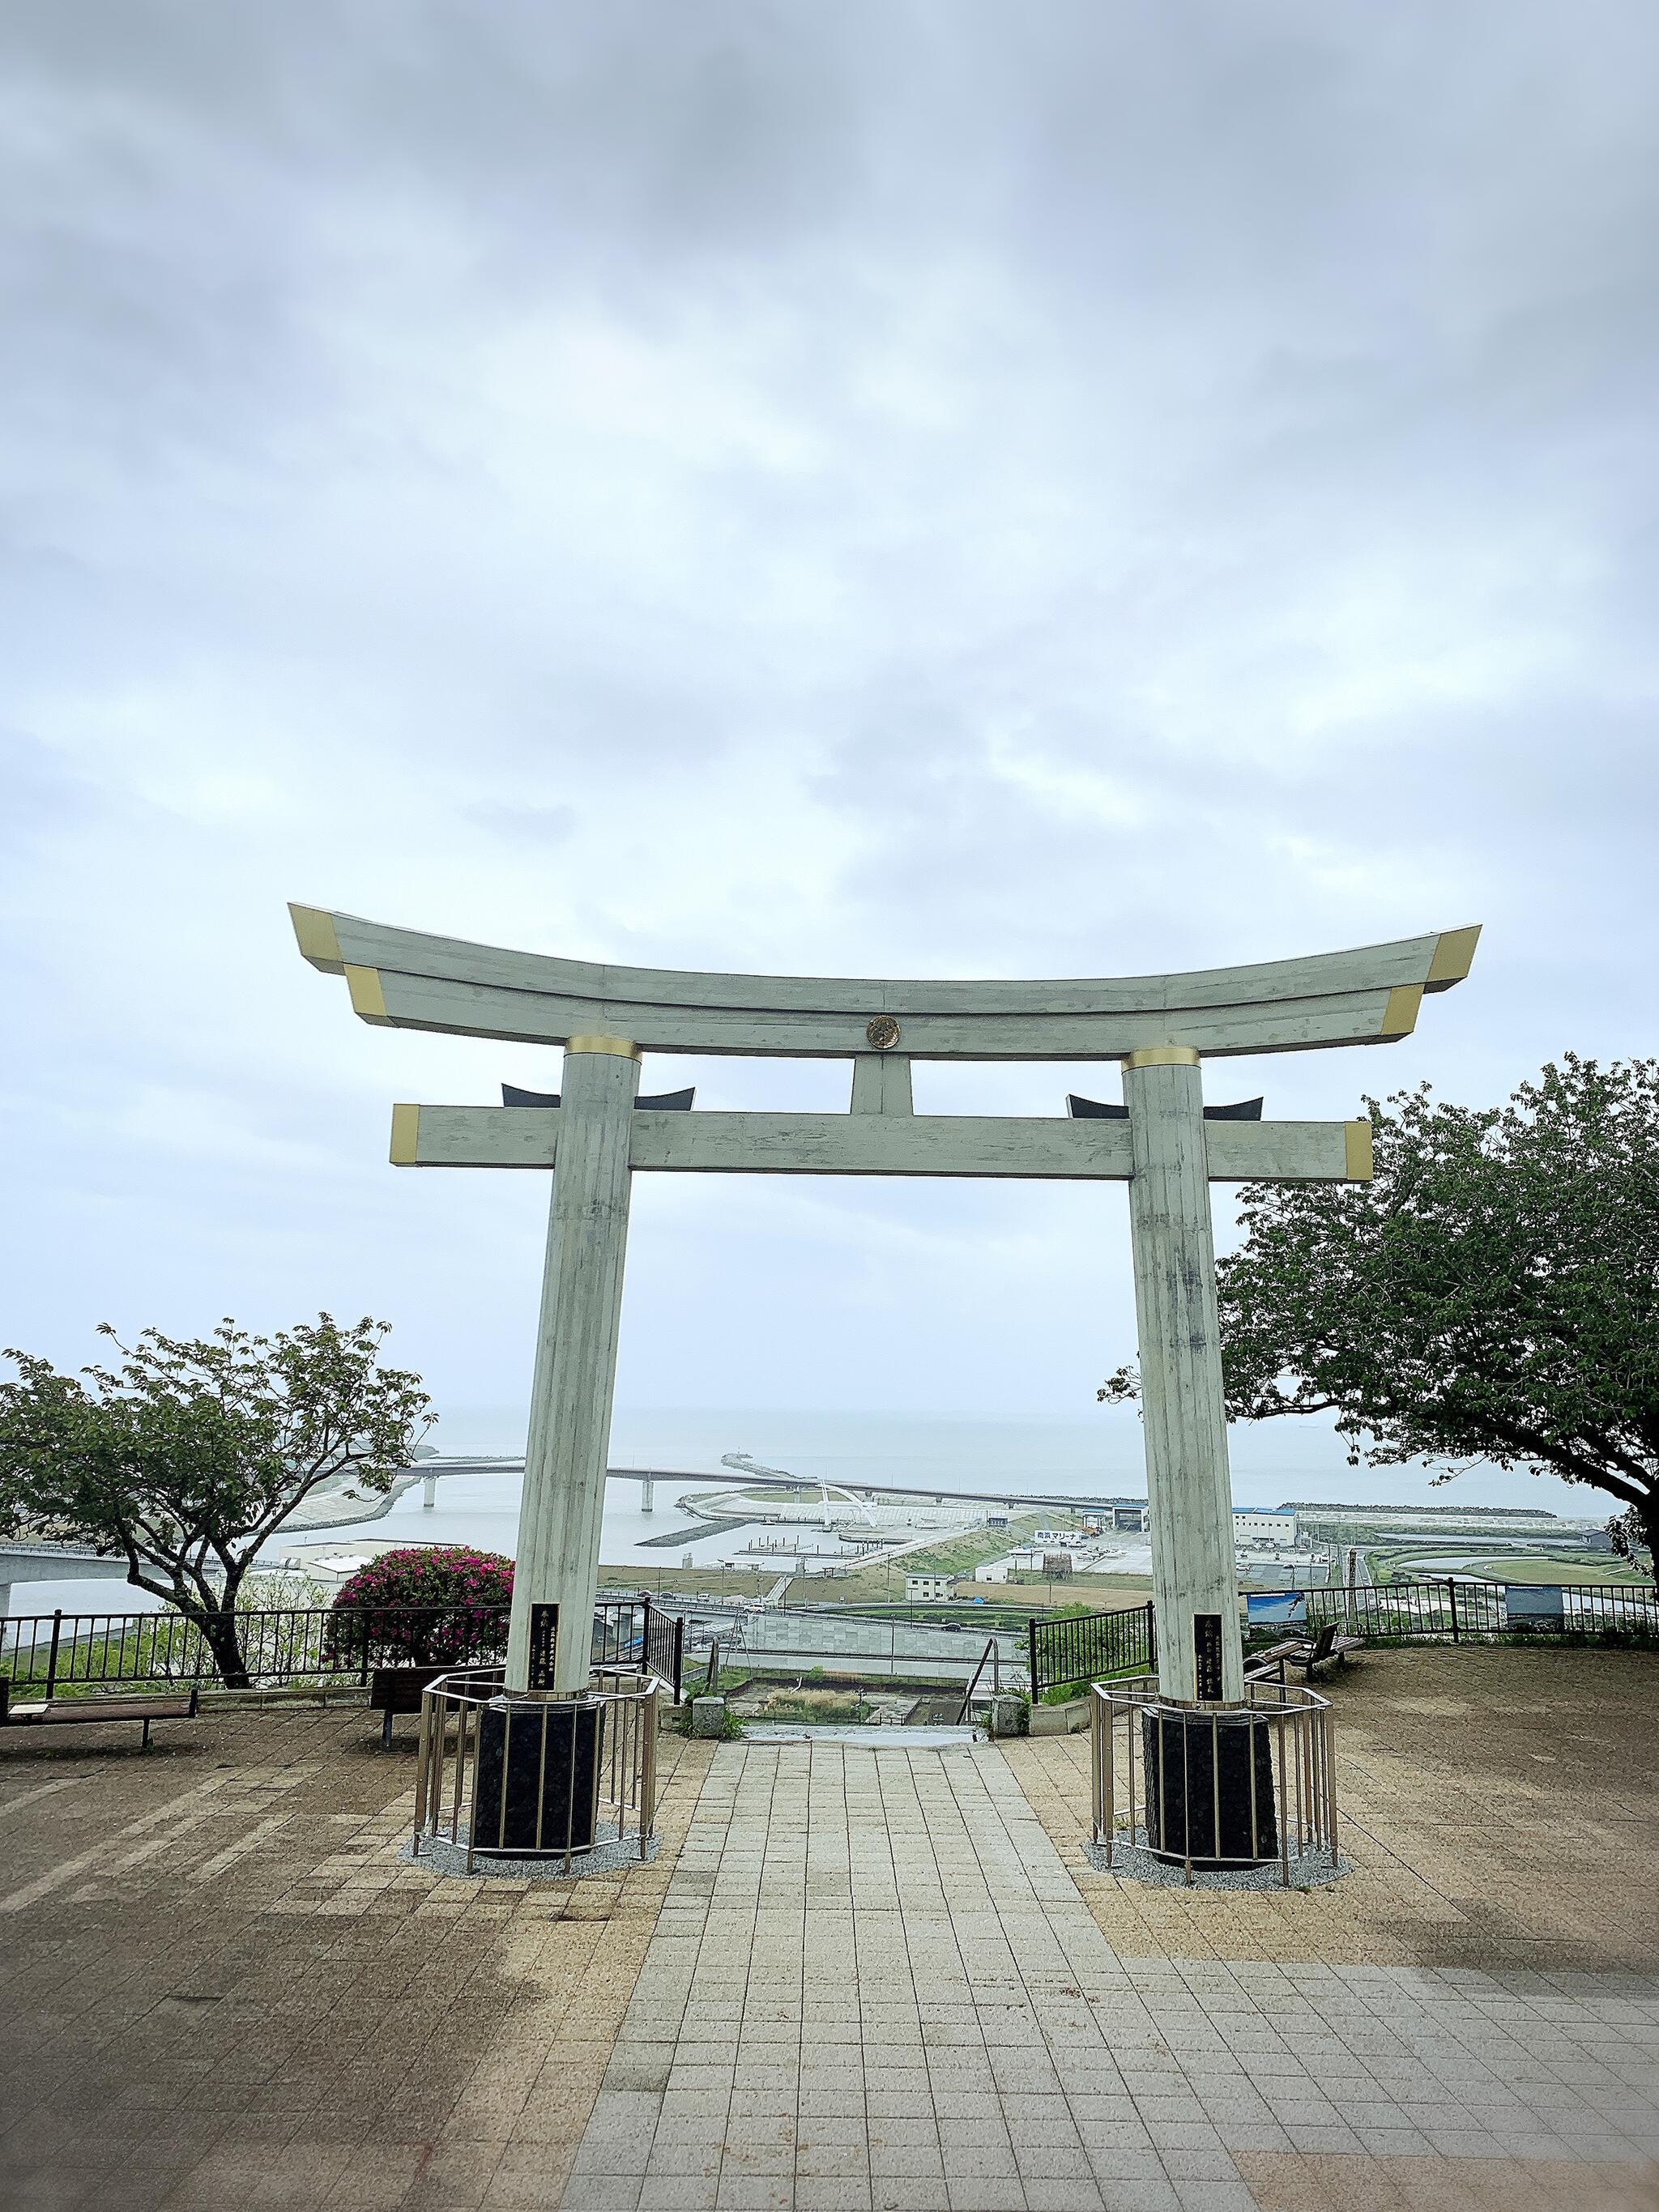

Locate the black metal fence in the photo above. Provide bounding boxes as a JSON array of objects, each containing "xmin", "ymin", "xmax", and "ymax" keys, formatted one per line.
[
  {"xmin": 643, "ymin": 1603, "xmax": 685, "ymax": 1697},
  {"xmin": 589, "ymin": 1594, "xmax": 685, "ymax": 1698},
  {"xmin": 1028, "ymin": 1578, "xmax": 1657, "ymax": 1696},
  {"xmin": 1028, "ymin": 1603, "xmax": 1155, "ymax": 1694},
  {"xmin": 1286, "ymin": 1579, "xmax": 1658, "ymax": 1645},
  {"xmin": 0, "ymin": 1595, "xmax": 684, "ymax": 1702}
]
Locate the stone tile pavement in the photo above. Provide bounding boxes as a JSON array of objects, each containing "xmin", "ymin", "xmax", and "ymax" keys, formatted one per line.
[{"xmin": 564, "ymin": 1733, "xmax": 1659, "ymax": 2211}]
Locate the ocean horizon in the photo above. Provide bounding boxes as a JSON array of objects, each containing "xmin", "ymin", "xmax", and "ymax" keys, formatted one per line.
[
  {"xmin": 16, "ymin": 1400, "xmax": 1603, "ymax": 1621},
  {"xmin": 435, "ymin": 1401, "xmax": 1601, "ymax": 1521}
]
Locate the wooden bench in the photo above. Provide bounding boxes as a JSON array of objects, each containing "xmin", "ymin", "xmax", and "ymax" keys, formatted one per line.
[
  {"xmin": 0, "ymin": 1680, "xmax": 200, "ymax": 1748},
  {"xmin": 369, "ymin": 1665, "xmax": 454, "ymax": 1748},
  {"xmin": 1243, "ymin": 1621, "xmax": 1363, "ymax": 1683}
]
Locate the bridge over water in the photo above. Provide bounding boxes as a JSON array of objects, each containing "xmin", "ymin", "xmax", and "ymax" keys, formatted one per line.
[
  {"xmin": 410, "ymin": 1455, "xmax": 1144, "ymax": 1518},
  {"xmin": 0, "ymin": 1540, "xmax": 130, "ymax": 1616}
]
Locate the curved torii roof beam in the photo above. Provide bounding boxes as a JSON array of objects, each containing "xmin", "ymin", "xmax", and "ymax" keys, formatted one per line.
[{"xmin": 290, "ymin": 906, "xmax": 1479, "ymax": 1063}]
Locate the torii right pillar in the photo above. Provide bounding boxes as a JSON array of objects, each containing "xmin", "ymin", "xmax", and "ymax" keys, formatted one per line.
[
  {"xmin": 1123, "ymin": 1043, "xmax": 1245, "ymax": 1705},
  {"xmin": 1124, "ymin": 1041, "xmax": 1282, "ymax": 1866}
]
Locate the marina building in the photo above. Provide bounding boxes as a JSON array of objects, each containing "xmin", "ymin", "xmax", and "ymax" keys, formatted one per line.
[{"xmin": 1233, "ymin": 1508, "xmax": 1299, "ymax": 1544}]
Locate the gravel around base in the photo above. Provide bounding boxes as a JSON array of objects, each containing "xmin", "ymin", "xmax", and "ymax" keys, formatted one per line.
[
  {"xmin": 401, "ymin": 1822, "xmax": 660, "ymax": 1880},
  {"xmin": 1084, "ymin": 1825, "xmax": 1350, "ymax": 1890}
]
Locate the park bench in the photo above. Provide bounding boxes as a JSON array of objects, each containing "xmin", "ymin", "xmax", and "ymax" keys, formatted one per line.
[
  {"xmin": 0, "ymin": 1679, "xmax": 199, "ymax": 1748},
  {"xmin": 369, "ymin": 1665, "xmax": 454, "ymax": 1748},
  {"xmin": 1243, "ymin": 1621, "xmax": 1363, "ymax": 1684}
]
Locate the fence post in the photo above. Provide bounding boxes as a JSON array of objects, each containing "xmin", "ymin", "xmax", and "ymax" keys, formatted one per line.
[
  {"xmin": 672, "ymin": 1614, "xmax": 684, "ymax": 1703},
  {"xmin": 641, "ymin": 1683, "xmax": 659, "ymax": 1856},
  {"xmin": 46, "ymin": 1609, "xmax": 63, "ymax": 1698},
  {"xmin": 1026, "ymin": 1615, "xmax": 1039, "ymax": 1697},
  {"xmin": 358, "ymin": 1609, "xmax": 370, "ymax": 1686},
  {"xmin": 1145, "ymin": 1599, "xmax": 1156, "ymax": 1672},
  {"xmin": 1447, "ymin": 1579, "xmax": 1461, "ymax": 1644}
]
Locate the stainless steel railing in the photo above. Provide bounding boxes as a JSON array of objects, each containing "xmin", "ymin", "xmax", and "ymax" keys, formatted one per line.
[
  {"xmin": 1090, "ymin": 1673, "xmax": 1337, "ymax": 1886},
  {"xmin": 411, "ymin": 1665, "xmax": 660, "ymax": 1873}
]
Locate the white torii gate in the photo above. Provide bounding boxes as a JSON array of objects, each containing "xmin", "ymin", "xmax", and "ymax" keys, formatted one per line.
[{"xmin": 292, "ymin": 905, "xmax": 1477, "ymax": 1709}]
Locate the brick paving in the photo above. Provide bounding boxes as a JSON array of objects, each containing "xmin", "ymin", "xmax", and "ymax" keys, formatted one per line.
[
  {"xmin": 0, "ymin": 1706, "xmax": 709, "ymax": 2210},
  {"xmin": 0, "ymin": 1649, "xmax": 1655, "ymax": 2210}
]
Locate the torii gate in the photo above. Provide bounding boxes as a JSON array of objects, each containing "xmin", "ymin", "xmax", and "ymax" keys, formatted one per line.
[{"xmin": 292, "ymin": 905, "xmax": 1477, "ymax": 1717}]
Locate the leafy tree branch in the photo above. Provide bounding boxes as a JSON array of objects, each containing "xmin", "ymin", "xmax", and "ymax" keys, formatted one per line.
[
  {"xmin": 1100, "ymin": 1057, "xmax": 1659, "ymax": 1593},
  {"xmin": 0, "ymin": 1315, "xmax": 432, "ymax": 1685}
]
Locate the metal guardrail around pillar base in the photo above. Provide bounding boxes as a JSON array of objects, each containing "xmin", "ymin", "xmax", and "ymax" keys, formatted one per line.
[
  {"xmin": 1090, "ymin": 1673, "xmax": 1337, "ymax": 1886},
  {"xmin": 411, "ymin": 1665, "xmax": 660, "ymax": 1874}
]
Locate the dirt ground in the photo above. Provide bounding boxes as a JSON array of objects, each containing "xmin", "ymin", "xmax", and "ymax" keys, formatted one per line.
[{"xmin": 1008, "ymin": 1644, "xmax": 1659, "ymax": 1973}]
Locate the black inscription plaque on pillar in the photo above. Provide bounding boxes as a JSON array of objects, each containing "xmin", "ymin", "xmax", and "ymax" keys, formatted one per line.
[
  {"xmin": 527, "ymin": 1602, "xmax": 558, "ymax": 1691},
  {"xmin": 1193, "ymin": 1612, "xmax": 1224, "ymax": 1701}
]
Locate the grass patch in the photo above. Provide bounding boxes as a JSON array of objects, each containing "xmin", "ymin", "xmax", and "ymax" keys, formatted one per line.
[
  {"xmin": 599, "ymin": 1563, "xmax": 790, "ymax": 1600},
  {"xmin": 1461, "ymin": 1554, "xmax": 1648, "ymax": 1585},
  {"xmin": 800, "ymin": 1515, "xmax": 1047, "ymax": 1605},
  {"xmin": 739, "ymin": 1686, "xmax": 881, "ymax": 1725},
  {"xmin": 1361, "ymin": 1543, "xmax": 1644, "ymax": 1588}
]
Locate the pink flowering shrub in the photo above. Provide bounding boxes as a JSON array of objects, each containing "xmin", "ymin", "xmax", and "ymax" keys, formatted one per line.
[{"xmin": 326, "ymin": 1544, "xmax": 513, "ymax": 1667}]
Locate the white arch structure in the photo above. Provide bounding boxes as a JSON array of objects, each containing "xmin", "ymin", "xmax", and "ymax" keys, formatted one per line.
[
  {"xmin": 720, "ymin": 1452, "xmax": 881, "ymax": 1532},
  {"xmin": 292, "ymin": 904, "xmax": 1478, "ymax": 1704}
]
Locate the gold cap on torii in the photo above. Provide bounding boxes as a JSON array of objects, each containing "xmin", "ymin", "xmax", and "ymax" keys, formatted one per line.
[
  {"xmin": 1124, "ymin": 1046, "xmax": 1202, "ymax": 1069},
  {"xmin": 564, "ymin": 1035, "xmax": 642, "ymax": 1059}
]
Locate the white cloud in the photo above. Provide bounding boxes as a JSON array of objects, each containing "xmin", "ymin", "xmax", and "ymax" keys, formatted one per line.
[{"xmin": 2, "ymin": 0, "xmax": 1655, "ymax": 1467}]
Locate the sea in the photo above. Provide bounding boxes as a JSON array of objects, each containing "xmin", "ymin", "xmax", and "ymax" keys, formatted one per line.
[{"xmin": 20, "ymin": 1402, "xmax": 1601, "ymax": 1619}]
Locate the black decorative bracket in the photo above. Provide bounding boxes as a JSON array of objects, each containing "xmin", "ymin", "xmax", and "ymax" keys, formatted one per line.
[
  {"xmin": 503, "ymin": 1083, "xmax": 697, "ymax": 1111},
  {"xmin": 1066, "ymin": 1095, "xmax": 1263, "ymax": 1121}
]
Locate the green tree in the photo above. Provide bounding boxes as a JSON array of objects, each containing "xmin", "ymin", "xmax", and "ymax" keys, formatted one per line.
[
  {"xmin": 1100, "ymin": 1058, "xmax": 1659, "ymax": 1594},
  {"xmin": 0, "ymin": 1315, "xmax": 431, "ymax": 1684},
  {"xmin": 1606, "ymin": 1505, "xmax": 1654, "ymax": 1577}
]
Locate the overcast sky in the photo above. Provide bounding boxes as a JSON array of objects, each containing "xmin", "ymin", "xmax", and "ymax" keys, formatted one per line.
[{"xmin": 4, "ymin": 4, "xmax": 1656, "ymax": 1494}]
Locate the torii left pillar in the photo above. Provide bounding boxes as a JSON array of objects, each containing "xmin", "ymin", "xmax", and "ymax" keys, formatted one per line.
[
  {"xmin": 505, "ymin": 1035, "xmax": 640, "ymax": 1695},
  {"xmin": 1123, "ymin": 1045, "xmax": 1244, "ymax": 1703}
]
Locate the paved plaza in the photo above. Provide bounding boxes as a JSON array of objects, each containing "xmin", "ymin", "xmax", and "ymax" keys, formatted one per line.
[{"xmin": 0, "ymin": 1649, "xmax": 1655, "ymax": 2210}]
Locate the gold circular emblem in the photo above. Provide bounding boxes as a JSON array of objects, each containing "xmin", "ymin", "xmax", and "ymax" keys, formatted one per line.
[{"xmin": 865, "ymin": 1015, "xmax": 902, "ymax": 1051}]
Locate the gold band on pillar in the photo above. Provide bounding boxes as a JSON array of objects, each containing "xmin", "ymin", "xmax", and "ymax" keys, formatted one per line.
[
  {"xmin": 563, "ymin": 1034, "xmax": 641, "ymax": 1059},
  {"xmin": 389, "ymin": 1103, "xmax": 420, "ymax": 1165},
  {"xmin": 1124, "ymin": 1045, "xmax": 1201, "ymax": 1069}
]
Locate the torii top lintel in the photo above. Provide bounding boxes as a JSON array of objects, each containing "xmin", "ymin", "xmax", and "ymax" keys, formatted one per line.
[{"xmin": 288, "ymin": 906, "xmax": 1478, "ymax": 1063}]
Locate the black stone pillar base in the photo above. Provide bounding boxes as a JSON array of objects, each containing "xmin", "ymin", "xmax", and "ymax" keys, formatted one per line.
[
  {"xmin": 1141, "ymin": 1707, "xmax": 1278, "ymax": 1869},
  {"xmin": 471, "ymin": 1697, "xmax": 605, "ymax": 1856}
]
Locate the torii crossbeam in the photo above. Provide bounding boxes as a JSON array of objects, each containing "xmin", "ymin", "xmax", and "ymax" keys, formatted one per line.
[{"xmin": 292, "ymin": 905, "xmax": 1478, "ymax": 1726}]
